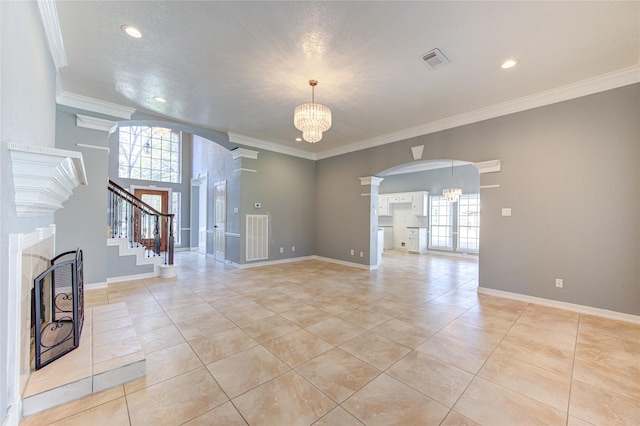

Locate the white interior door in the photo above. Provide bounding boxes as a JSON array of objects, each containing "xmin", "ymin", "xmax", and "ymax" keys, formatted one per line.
[
  {"xmin": 198, "ymin": 181, "xmax": 207, "ymax": 254},
  {"xmin": 214, "ymin": 180, "xmax": 226, "ymax": 262}
]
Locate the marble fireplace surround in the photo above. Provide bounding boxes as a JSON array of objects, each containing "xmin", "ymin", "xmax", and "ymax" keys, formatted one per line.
[{"xmin": 9, "ymin": 230, "xmax": 147, "ymax": 418}]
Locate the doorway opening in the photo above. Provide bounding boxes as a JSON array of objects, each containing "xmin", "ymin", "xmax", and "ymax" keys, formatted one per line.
[{"xmin": 374, "ymin": 159, "xmax": 481, "ymax": 284}]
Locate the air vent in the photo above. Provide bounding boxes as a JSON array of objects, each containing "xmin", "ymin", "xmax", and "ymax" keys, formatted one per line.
[{"xmin": 420, "ymin": 48, "xmax": 450, "ymax": 70}]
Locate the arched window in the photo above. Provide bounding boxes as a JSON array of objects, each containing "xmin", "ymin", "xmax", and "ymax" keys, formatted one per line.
[{"xmin": 118, "ymin": 126, "xmax": 181, "ymax": 183}]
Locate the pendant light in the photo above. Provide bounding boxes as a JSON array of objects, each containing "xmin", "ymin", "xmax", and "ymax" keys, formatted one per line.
[
  {"xmin": 294, "ymin": 80, "xmax": 332, "ymax": 143},
  {"xmin": 443, "ymin": 161, "xmax": 462, "ymax": 203}
]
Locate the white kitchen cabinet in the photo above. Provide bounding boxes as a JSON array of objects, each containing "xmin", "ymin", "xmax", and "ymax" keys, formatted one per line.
[
  {"xmin": 412, "ymin": 192, "xmax": 428, "ymax": 216},
  {"xmin": 407, "ymin": 227, "xmax": 428, "ymax": 254},
  {"xmin": 378, "ymin": 195, "xmax": 390, "ymax": 216},
  {"xmin": 398, "ymin": 194, "xmax": 413, "ymax": 203}
]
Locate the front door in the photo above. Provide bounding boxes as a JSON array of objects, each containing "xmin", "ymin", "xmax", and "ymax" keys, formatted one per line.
[
  {"xmin": 214, "ymin": 180, "xmax": 226, "ymax": 262},
  {"xmin": 134, "ymin": 188, "xmax": 169, "ymax": 251}
]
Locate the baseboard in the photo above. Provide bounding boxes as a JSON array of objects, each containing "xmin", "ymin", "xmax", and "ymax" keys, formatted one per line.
[
  {"xmin": 223, "ymin": 255, "xmax": 376, "ymax": 270},
  {"xmin": 478, "ymin": 287, "xmax": 640, "ymax": 325},
  {"xmin": 106, "ymin": 271, "xmax": 158, "ymax": 283},
  {"xmin": 233, "ymin": 256, "xmax": 315, "ymax": 269},
  {"xmin": 85, "ymin": 282, "xmax": 108, "ymax": 290},
  {"xmin": 312, "ymin": 256, "xmax": 377, "ymax": 270}
]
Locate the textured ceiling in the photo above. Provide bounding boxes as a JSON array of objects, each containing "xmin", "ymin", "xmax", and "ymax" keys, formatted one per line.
[{"xmin": 55, "ymin": 1, "xmax": 640, "ymax": 156}]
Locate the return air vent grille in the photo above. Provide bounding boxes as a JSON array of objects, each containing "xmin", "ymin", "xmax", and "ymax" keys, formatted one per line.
[
  {"xmin": 420, "ymin": 48, "xmax": 450, "ymax": 70},
  {"xmin": 246, "ymin": 214, "xmax": 268, "ymax": 261}
]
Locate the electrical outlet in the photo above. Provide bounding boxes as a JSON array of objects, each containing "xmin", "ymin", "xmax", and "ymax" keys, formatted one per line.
[
  {"xmin": 292, "ymin": 246, "xmax": 295, "ymax": 252},
  {"xmin": 279, "ymin": 247, "xmax": 284, "ymax": 253},
  {"xmin": 350, "ymin": 249, "xmax": 355, "ymax": 255},
  {"xmin": 360, "ymin": 251, "xmax": 364, "ymax": 257},
  {"xmin": 555, "ymin": 278, "xmax": 563, "ymax": 288}
]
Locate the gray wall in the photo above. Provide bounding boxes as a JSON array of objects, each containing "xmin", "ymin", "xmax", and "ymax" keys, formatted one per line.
[
  {"xmin": 238, "ymin": 146, "xmax": 316, "ymax": 263},
  {"xmin": 379, "ymin": 164, "xmax": 480, "ymax": 195},
  {"xmin": 316, "ymin": 84, "xmax": 640, "ymax": 315},
  {"xmin": 54, "ymin": 105, "xmax": 112, "ymax": 285},
  {"xmin": 191, "ymin": 135, "xmax": 239, "ymax": 261},
  {"xmin": 0, "ymin": 1, "xmax": 58, "ymax": 421}
]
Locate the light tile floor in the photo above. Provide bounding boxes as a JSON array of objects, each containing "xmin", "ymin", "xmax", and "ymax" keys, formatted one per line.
[{"xmin": 21, "ymin": 250, "xmax": 640, "ymax": 426}]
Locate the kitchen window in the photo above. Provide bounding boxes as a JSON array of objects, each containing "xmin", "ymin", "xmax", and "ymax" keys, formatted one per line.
[{"xmin": 429, "ymin": 196, "xmax": 453, "ymax": 249}]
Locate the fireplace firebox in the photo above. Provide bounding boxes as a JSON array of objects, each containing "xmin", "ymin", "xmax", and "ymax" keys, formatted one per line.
[{"xmin": 31, "ymin": 248, "xmax": 84, "ymax": 370}]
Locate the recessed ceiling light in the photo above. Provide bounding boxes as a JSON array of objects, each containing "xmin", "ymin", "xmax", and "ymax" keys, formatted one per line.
[
  {"xmin": 501, "ymin": 59, "xmax": 518, "ymax": 69},
  {"xmin": 295, "ymin": 137, "xmax": 302, "ymax": 142},
  {"xmin": 154, "ymin": 96, "xmax": 167, "ymax": 103},
  {"xmin": 121, "ymin": 25, "xmax": 142, "ymax": 38}
]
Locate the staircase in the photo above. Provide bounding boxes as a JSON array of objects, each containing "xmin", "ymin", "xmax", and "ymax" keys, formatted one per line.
[{"xmin": 107, "ymin": 180, "xmax": 176, "ymax": 279}]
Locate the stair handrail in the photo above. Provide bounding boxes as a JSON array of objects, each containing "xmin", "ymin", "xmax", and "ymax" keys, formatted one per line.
[{"xmin": 107, "ymin": 179, "xmax": 174, "ymax": 265}]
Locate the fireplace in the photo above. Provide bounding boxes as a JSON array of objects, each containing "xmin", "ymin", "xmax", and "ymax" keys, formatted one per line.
[{"xmin": 31, "ymin": 248, "xmax": 84, "ymax": 370}]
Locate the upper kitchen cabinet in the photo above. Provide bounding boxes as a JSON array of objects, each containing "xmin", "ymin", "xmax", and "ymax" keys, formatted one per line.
[{"xmin": 379, "ymin": 191, "xmax": 428, "ymax": 217}]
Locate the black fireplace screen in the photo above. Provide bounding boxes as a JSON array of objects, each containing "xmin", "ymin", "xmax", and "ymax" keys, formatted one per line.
[{"xmin": 32, "ymin": 248, "xmax": 84, "ymax": 370}]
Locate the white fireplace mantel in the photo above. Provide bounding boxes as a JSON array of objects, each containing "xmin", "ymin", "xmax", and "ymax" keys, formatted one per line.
[{"xmin": 8, "ymin": 143, "xmax": 88, "ymax": 217}]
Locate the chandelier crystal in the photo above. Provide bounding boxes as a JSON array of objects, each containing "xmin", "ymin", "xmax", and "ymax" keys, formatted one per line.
[
  {"xmin": 443, "ymin": 161, "xmax": 462, "ymax": 203},
  {"xmin": 294, "ymin": 80, "xmax": 331, "ymax": 143}
]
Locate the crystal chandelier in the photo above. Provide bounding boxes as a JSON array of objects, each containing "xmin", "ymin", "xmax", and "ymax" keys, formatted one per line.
[
  {"xmin": 443, "ymin": 161, "xmax": 462, "ymax": 203},
  {"xmin": 294, "ymin": 80, "xmax": 332, "ymax": 143}
]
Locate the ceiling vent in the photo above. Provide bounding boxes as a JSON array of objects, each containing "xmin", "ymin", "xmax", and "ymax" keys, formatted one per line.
[{"xmin": 420, "ymin": 48, "xmax": 450, "ymax": 70}]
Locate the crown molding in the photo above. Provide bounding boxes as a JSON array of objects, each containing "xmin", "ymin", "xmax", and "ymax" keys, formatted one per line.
[
  {"xmin": 57, "ymin": 92, "xmax": 135, "ymax": 119},
  {"xmin": 316, "ymin": 65, "xmax": 640, "ymax": 160},
  {"xmin": 228, "ymin": 132, "xmax": 316, "ymax": 161},
  {"xmin": 76, "ymin": 114, "xmax": 117, "ymax": 132},
  {"xmin": 8, "ymin": 144, "xmax": 87, "ymax": 217},
  {"xmin": 472, "ymin": 159, "xmax": 501, "ymax": 174},
  {"xmin": 37, "ymin": 0, "xmax": 67, "ymax": 69},
  {"xmin": 231, "ymin": 147, "xmax": 259, "ymax": 160},
  {"xmin": 359, "ymin": 176, "xmax": 384, "ymax": 187}
]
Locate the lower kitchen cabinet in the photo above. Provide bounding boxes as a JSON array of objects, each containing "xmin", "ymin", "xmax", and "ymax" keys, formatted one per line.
[{"xmin": 407, "ymin": 227, "xmax": 428, "ymax": 254}]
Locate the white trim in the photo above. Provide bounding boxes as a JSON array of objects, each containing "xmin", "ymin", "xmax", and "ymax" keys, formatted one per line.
[
  {"xmin": 106, "ymin": 271, "xmax": 158, "ymax": 283},
  {"xmin": 56, "ymin": 92, "xmax": 135, "ymax": 119},
  {"xmin": 222, "ymin": 255, "xmax": 375, "ymax": 270},
  {"xmin": 478, "ymin": 287, "xmax": 640, "ymax": 325},
  {"xmin": 315, "ymin": 66, "xmax": 640, "ymax": 160},
  {"xmin": 7, "ymin": 225, "xmax": 56, "ymax": 424},
  {"xmin": 37, "ymin": 0, "xmax": 67, "ymax": 69},
  {"xmin": 233, "ymin": 256, "xmax": 315, "ymax": 269},
  {"xmin": 230, "ymin": 147, "xmax": 259, "ymax": 160},
  {"xmin": 472, "ymin": 159, "xmax": 501, "ymax": 174},
  {"xmin": 480, "ymin": 184, "xmax": 501, "ymax": 189},
  {"xmin": 233, "ymin": 168, "xmax": 258, "ymax": 173},
  {"xmin": 85, "ymin": 282, "xmax": 108, "ymax": 290},
  {"xmin": 8, "ymin": 144, "xmax": 88, "ymax": 217},
  {"xmin": 229, "ymin": 132, "xmax": 316, "ymax": 160},
  {"xmin": 225, "ymin": 232, "xmax": 241, "ymax": 237},
  {"xmin": 76, "ymin": 143, "xmax": 110, "ymax": 153},
  {"xmin": 312, "ymin": 256, "xmax": 376, "ymax": 270},
  {"xmin": 411, "ymin": 145, "xmax": 425, "ymax": 160},
  {"xmin": 76, "ymin": 114, "xmax": 117, "ymax": 132},
  {"xmin": 359, "ymin": 176, "xmax": 384, "ymax": 187}
]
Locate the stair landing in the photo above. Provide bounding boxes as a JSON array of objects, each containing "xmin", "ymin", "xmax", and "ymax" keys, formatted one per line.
[{"xmin": 22, "ymin": 303, "xmax": 146, "ymax": 416}]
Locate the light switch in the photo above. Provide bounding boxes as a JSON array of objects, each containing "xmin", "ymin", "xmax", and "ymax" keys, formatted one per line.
[{"xmin": 501, "ymin": 208, "xmax": 512, "ymax": 217}]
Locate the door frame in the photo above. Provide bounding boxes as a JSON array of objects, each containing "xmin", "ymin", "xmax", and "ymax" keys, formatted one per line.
[
  {"xmin": 190, "ymin": 174, "xmax": 208, "ymax": 255},
  {"xmin": 130, "ymin": 185, "xmax": 172, "ymax": 251},
  {"xmin": 213, "ymin": 180, "xmax": 226, "ymax": 262}
]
